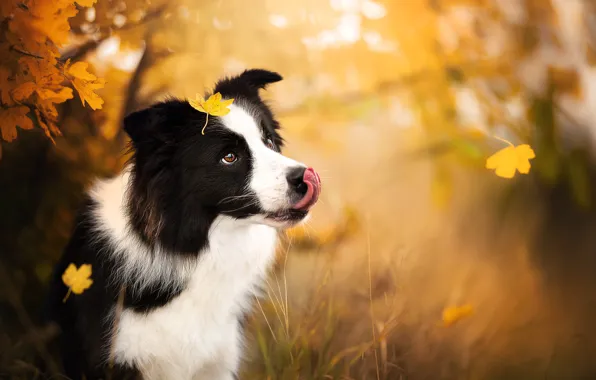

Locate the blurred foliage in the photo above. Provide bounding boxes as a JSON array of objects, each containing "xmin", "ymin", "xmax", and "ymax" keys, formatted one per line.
[{"xmin": 0, "ymin": 0, "xmax": 104, "ymax": 151}]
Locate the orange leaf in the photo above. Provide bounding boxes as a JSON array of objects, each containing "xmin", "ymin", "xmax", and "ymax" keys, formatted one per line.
[
  {"xmin": 9, "ymin": 10, "xmax": 45, "ymax": 44},
  {"xmin": 19, "ymin": 57, "xmax": 44, "ymax": 82},
  {"xmin": 34, "ymin": 109, "xmax": 54, "ymax": 142},
  {"xmin": 0, "ymin": 67, "xmax": 14, "ymax": 105},
  {"xmin": 62, "ymin": 59, "xmax": 71, "ymax": 73},
  {"xmin": 12, "ymin": 82, "xmax": 37, "ymax": 102},
  {"xmin": 0, "ymin": 106, "xmax": 34, "ymax": 142},
  {"xmin": 75, "ymin": 0, "xmax": 98, "ymax": 7},
  {"xmin": 38, "ymin": 99, "xmax": 59, "ymax": 119},
  {"xmin": 37, "ymin": 87, "xmax": 73, "ymax": 103},
  {"xmin": 0, "ymin": 0, "xmax": 18, "ymax": 18},
  {"xmin": 30, "ymin": 4, "xmax": 78, "ymax": 46},
  {"xmin": 68, "ymin": 62, "xmax": 97, "ymax": 81},
  {"xmin": 28, "ymin": 0, "xmax": 71, "ymax": 18},
  {"xmin": 72, "ymin": 78, "xmax": 105, "ymax": 110}
]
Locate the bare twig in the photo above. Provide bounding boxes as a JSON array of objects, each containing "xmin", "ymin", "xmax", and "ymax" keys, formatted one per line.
[
  {"xmin": 61, "ymin": 5, "xmax": 167, "ymax": 62},
  {"xmin": 60, "ymin": 38, "xmax": 109, "ymax": 62},
  {"xmin": 10, "ymin": 46, "xmax": 44, "ymax": 59},
  {"xmin": 114, "ymin": 30, "xmax": 173, "ymax": 145}
]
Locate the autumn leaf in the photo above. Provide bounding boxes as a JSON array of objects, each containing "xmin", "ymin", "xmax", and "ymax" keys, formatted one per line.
[
  {"xmin": 72, "ymin": 77, "xmax": 105, "ymax": 110},
  {"xmin": 30, "ymin": 4, "xmax": 78, "ymax": 46},
  {"xmin": 442, "ymin": 304, "xmax": 474, "ymax": 327},
  {"xmin": 34, "ymin": 108, "xmax": 57, "ymax": 143},
  {"xmin": 75, "ymin": 0, "xmax": 98, "ymax": 7},
  {"xmin": 0, "ymin": 0, "xmax": 99, "ymax": 149},
  {"xmin": 38, "ymin": 99, "xmax": 59, "ymax": 120},
  {"xmin": 0, "ymin": 106, "xmax": 34, "ymax": 142},
  {"xmin": 189, "ymin": 92, "xmax": 234, "ymax": 116},
  {"xmin": 189, "ymin": 92, "xmax": 234, "ymax": 134},
  {"xmin": 486, "ymin": 139, "xmax": 536, "ymax": 179},
  {"xmin": 0, "ymin": 67, "xmax": 15, "ymax": 105},
  {"xmin": 68, "ymin": 62, "xmax": 98, "ymax": 81},
  {"xmin": 22, "ymin": 57, "xmax": 64, "ymax": 88},
  {"xmin": 37, "ymin": 87, "xmax": 74, "ymax": 103},
  {"xmin": 0, "ymin": 0, "xmax": 18, "ymax": 18},
  {"xmin": 11, "ymin": 82, "xmax": 37, "ymax": 102},
  {"xmin": 62, "ymin": 263, "xmax": 93, "ymax": 302},
  {"xmin": 66, "ymin": 61, "xmax": 105, "ymax": 110}
]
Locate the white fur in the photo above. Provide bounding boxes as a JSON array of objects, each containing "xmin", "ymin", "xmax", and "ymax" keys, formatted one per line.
[
  {"xmin": 88, "ymin": 102, "xmax": 309, "ymax": 379},
  {"xmin": 220, "ymin": 103, "xmax": 305, "ymax": 214},
  {"xmin": 89, "ymin": 170, "xmax": 195, "ymax": 294}
]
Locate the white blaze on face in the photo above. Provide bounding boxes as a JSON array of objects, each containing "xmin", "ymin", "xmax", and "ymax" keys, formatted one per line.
[{"xmin": 219, "ymin": 104, "xmax": 305, "ymax": 212}]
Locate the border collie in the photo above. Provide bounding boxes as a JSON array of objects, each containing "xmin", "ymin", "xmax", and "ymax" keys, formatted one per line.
[{"xmin": 46, "ymin": 69, "xmax": 321, "ymax": 380}]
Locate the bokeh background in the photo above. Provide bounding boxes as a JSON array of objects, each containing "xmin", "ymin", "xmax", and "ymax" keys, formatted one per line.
[{"xmin": 4, "ymin": 0, "xmax": 596, "ymax": 379}]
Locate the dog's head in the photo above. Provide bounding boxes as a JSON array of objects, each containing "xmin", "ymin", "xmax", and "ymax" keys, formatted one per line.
[{"xmin": 123, "ymin": 69, "xmax": 321, "ymax": 253}]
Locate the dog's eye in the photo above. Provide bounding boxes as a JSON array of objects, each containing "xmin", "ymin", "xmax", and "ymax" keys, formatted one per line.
[
  {"xmin": 221, "ymin": 152, "xmax": 237, "ymax": 164},
  {"xmin": 265, "ymin": 138, "xmax": 276, "ymax": 150}
]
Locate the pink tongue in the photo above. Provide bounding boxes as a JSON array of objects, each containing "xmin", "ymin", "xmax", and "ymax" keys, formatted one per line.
[{"xmin": 292, "ymin": 168, "xmax": 321, "ymax": 210}]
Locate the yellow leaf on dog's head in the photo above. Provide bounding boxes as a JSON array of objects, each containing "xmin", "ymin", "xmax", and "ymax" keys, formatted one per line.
[
  {"xmin": 189, "ymin": 92, "xmax": 234, "ymax": 135},
  {"xmin": 189, "ymin": 92, "xmax": 234, "ymax": 117}
]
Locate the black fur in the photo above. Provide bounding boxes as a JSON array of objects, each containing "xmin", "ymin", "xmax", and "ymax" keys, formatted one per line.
[{"xmin": 45, "ymin": 69, "xmax": 286, "ymax": 379}]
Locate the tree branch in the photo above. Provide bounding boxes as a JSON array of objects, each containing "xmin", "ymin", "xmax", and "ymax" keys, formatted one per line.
[
  {"xmin": 114, "ymin": 31, "xmax": 172, "ymax": 144},
  {"xmin": 60, "ymin": 37, "xmax": 108, "ymax": 62},
  {"xmin": 60, "ymin": 5, "xmax": 167, "ymax": 62}
]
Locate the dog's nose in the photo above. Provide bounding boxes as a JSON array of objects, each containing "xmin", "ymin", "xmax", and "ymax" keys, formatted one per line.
[
  {"xmin": 287, "ymin": 167, "xmax": 321, "ymax": 211},
  {"xmin": 286, "ymin": 166, "xmax": 308, "ymax": 196}
]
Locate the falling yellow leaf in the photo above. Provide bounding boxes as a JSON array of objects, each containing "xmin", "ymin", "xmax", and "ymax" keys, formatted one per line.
[
  {"xmin": 486, "ymin": 139, "xmax": 536, "ymax": 179},
  {"xmin": 442, "ymin": 304, "xmax": 474, "ymax": 327},
  {"xmin": 62, "ymin": 263, "xmax": 93, "ymax": 302},
  {"xmin": 189, "ymin": 92, "xmax": 234, "ymax": 134}
]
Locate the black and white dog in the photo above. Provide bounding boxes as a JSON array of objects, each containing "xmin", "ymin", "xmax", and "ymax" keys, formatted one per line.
[{"xmin": 46, "ymin": 69, "xmax": 321, "ymax": 380}]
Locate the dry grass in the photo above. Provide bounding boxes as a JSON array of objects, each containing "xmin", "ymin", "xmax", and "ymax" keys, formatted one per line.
[
  {"xmin": 241, "ymin": 160, "xmax": 596, "ymax": 380},
  {"xmin": 5, "ymin": 131, "xmax": 596, "ymax": 380}
]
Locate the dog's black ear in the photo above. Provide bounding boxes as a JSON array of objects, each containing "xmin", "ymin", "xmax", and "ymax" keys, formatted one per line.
[
  {"xmin": 123, "ymin": 107, "xmax": 157, "ymax": 144},
  {"xmin": 214, "ymin": 69, "xmax": 283, "ymax": 97},
  {"xmin": 238, "ymin": 69, "xmax": 283, "ymax": 90}
]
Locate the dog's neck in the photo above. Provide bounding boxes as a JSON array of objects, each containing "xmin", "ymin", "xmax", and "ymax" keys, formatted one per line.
[{"xmin": 87, "ymin": 168, "xmax": 278, "ymax": 294}]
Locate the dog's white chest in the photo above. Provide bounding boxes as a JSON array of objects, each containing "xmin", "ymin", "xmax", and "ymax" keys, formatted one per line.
[{"xmin": 111, "ymin": 220, "xmax": 278, "ymax": 380}]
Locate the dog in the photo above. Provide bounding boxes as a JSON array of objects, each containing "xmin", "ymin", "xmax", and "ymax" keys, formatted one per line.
[{"xmin": 46, "ymin": 69, "xmax": 321, "ymax": 380}]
